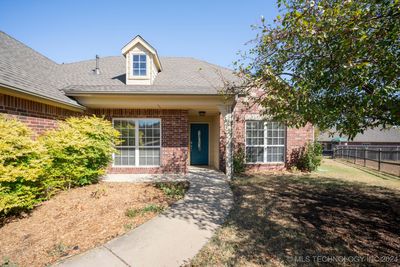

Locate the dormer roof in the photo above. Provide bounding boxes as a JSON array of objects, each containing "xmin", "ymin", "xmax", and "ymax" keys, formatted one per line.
[{"xmin": 121, "ymin": 35, "xmax": 162, "ymax": 72}]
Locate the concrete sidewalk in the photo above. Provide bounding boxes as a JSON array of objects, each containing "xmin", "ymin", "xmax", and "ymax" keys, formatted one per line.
[{"xmin": 56, "ymin": 167, "xmax": 233, "ymax": 267}]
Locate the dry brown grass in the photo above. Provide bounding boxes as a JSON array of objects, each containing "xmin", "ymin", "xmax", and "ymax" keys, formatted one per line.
[
  {"xmin": 0, "ymin": 182, "xmax": 185, "ymax": 267},
  {"xmin": 190, "ymin": 163, "xmax": 400, "ymax": 267}
]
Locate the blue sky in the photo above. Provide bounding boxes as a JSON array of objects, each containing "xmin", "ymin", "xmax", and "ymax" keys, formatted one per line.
[{"xmin": 0, "ymin": 0, "xmax": 278, "ymax": 68}]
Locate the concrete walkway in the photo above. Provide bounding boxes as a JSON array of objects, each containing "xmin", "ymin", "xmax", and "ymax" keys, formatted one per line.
[{"xmin": 56, "ymin": 167, "xmax": 233, "ymax": 267}]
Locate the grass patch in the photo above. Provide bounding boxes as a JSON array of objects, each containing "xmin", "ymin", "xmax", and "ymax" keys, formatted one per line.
[
  {"xmin": 47, "ymin": 243, "xmax": 79, "ymax": 258},
  {"xmin": 316, "ymin": 158, "xmax": 400, "ymax": 190},
  {"xmin": 190, "ymin": 161, "xmax": 400, "ymax": 266},
  {"xmin": 1, "ymin": 257, "xmax": 18, "ymax": 267},
  {"xmin": 125, "ymin": 204, "xmax": 165, "ymax": 218},
  {"xmin": 153, "ymin": 181, "xmax": 189, "ymax": 200}
]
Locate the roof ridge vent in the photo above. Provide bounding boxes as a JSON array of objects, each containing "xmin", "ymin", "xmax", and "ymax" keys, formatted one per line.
[{"xmin": 93, "ymin": 54, "xmax": 100, "ymax": 75}]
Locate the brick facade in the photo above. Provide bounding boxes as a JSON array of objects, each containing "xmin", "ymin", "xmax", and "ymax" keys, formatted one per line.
[
  {"xmin": 0, "ymin": 93, "xmax": 79, "ymax": 136},
  {"xmin": 229, "ymin": 94, "xmax": 314, "ymax": 171},
  {"xmin": 88, "ymin": 108, "xmax": 189, "ymax": 174},
  {"xmin": 2, "ymin": 92, "xmax": 313, "ymax": 175}
]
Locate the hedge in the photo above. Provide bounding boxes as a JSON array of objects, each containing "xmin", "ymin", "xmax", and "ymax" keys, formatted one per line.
[
  {"xmin": 0, "ymin": 116, "xmax": 48, "ymax": 214},
  {"xmin": 0, "ymin": 115, "xmax": 120, "ymax": 216}
]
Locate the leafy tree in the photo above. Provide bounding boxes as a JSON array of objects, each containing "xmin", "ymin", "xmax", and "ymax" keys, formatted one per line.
[{"xmin": 234, "ymin": 0, "xmax": 400, "ymax": 139}]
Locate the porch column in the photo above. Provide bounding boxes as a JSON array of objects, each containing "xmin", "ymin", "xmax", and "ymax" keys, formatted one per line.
[{"xmin": 219, "ymin": 104, "xmax": 233, "ymax": 179}]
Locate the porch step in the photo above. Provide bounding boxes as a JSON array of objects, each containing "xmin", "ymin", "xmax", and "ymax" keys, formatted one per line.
[{"xmin": 102, "ymin": 173, "xmax": 187, "ymax": 183}]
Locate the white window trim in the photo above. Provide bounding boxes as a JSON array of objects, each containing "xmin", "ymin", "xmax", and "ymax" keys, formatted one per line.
[
  {"xmin": 245, "ymin": 121, "xmax": 286, "ymax": 164},
  {"xmin": 131, "ymin": 53, "xmax": 147, "ymax": 77},
  {"xmin": 112, "ymin": 118, "xmax": 162, "ymax": 167}
]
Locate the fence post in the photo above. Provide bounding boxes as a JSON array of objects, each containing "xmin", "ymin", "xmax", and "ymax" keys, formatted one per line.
[
  {"xmin": 364, "ymin": 147, "xmax": 367, "ymax": 167},
  {"xmin": 378, "ymin": 148, "xmax": 382, "ymax": 171},
  {"xmin": 354, "ymin": 147, "xmax": 357, "ymax": 164}
]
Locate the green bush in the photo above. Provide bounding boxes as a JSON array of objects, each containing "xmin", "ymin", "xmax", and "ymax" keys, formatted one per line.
[
  {"xmin": 0, "ymin": 115, "xmax": 48, "ymax": 214},
  {"xmin": 296, "ymin": 142, "xmax": 323, "ymax": 172},
  {"xmin": 0, "ymin": 115, "xmax": 120, "ymax": 216},
  {"xmin": 40, "ymin": 116, "xmax": 120, "ymax": 189},
  {"xmin": 233, "ymin": 146, "xmax": 246, "ymax": 174}
]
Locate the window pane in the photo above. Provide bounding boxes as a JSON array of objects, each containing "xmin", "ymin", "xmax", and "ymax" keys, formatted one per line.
[
  {"xmin": 139, "ymin": 148, "xmax": 160, "ymax": 166},
  {"xmin": 138, "ymin": 119, "xmax": 161, "ymax": 148},
  {"xmin": 265, "ymin": 146, "xmax": 285, "ymax": 163},
  {"xmin": 114, "ymin": 119, "xmax": 161, "ymax": 166},
  {"xmin": 133, "ymin": 69, "xmax": 140, "ymax": 75},
  {"xmin": 245, "ymin": 121, "xmax": 264, "ymax": 146},
  {"xmin": 246, "ymin": 147, "xmax": 264, "ymax": 163},
  {"xmin": 245, "ymin": 120, "xmax": 285, "ymax": 163},
  {"xmin": 114, "ymin": 148, "xmax": 135, "ymax": 166},
  {"xmin": 140, "ymin": 55, "xmax": 146, "ymax": 61},
  {"xmin": 133, "ymin": 55, "xmax": 139, "ymax": 61},
  {"xmin": 114, "ymin": 120, "xmax": 121, "ymax": 128}
]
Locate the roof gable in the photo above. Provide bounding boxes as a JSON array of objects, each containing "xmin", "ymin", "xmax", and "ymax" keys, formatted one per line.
[{"xmin": 121, "ymin": 35, "xmax": 162, "ymax": 72}]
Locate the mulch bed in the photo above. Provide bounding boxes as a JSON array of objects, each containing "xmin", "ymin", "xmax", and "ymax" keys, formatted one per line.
[{"xmin": 0, "ymin": 182, "xmax": 178, "ymax": 267}]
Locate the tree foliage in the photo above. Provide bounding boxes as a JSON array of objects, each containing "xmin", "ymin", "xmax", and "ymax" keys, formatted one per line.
[{"xmin": 235, "ymin": 0, "xmax": 400, "ymax": 138}]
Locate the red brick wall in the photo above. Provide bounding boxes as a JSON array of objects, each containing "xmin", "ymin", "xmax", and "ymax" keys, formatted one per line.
[
  {"xmin": 286, "ymin": 123, "xmax": 314, "ymax": 167},
  {"xmin": 89, "ymin": 109, "xmax": 189, "ymax": 174},
  {"xmin": 0, "ymin": 93, "xmax": 79, "ymax": 136},
  {"xmin": 230, "ymin": 94, "xmax": 314, "ymax": 171}
]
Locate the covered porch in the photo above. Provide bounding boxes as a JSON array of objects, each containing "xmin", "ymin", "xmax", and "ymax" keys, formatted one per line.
[{"xmin": 70, "ymin": 93, "xmax": 235, "ymax": 179}]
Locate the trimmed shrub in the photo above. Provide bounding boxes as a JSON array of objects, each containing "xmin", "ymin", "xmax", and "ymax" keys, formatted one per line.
[
  {"xmin": 233, "ymin": 146, "xmax": 246, "ymax": 174},
  {"xmin": 296, "ymin": 142, "xmax": 323, "ymax": 172},
  {"xmin": 0, "ymin": 116, "xmax": 120, "ymax": 216},
  {"xmin": 39, "ymin": 116, "xmax": 120, "ymax": 189},
  {"xmin": 0, "ymin": 116, "xmax": 48, "ymax": 214}
]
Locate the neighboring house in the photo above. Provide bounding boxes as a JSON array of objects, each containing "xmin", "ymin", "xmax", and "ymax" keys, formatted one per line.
[
  {"xmin": 319, "ymin": 128, "xmax": 400, "ymax": 154},
  {"xmin": 0, "ymin": 31, "xmax": 313, "ymax": 178}
]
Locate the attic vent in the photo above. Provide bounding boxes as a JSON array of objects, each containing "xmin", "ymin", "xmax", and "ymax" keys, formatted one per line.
[{"xmin": 93, "ymin": 55, "xmax": 100, "ymax": 75}]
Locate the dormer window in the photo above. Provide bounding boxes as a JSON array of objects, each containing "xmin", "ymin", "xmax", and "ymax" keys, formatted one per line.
[
  {"xmin": 122, "ymin": 35, "xmax": 162, "ymax": 85},
  {"xmin": 132, "ymin": 54, "xmax": 147, "ymax": 76}
]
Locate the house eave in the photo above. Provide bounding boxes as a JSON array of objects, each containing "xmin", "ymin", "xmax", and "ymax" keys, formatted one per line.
[
  {"xmin": 0, "ymin": 83, "xmax": 85, "ymax": 112},
  {"xmin": 64, "ymin": 91, "xmax": 232, "ymax": 97}
]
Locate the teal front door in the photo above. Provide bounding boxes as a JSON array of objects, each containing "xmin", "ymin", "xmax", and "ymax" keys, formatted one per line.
[{"xmin": 190, "ymin": 124, "xmax": 209, "ymax": 165}]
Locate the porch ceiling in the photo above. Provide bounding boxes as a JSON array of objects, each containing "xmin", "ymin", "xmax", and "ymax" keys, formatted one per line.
[{"xmin": 72, "ymin": 94, "xmax": 233, "ymax": 114}]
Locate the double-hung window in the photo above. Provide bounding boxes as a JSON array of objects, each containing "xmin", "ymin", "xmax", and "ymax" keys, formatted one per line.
[
  {"xmin": 132, "ymin": 54, "xmax": 147, "ymax": 76},
  {"xmin": 113, "ymin": 119, "xmax": 161, "ymax": 166},
  {"xmin": 245, "ymin": 121, "xmax": 285, "ymax": 163}
]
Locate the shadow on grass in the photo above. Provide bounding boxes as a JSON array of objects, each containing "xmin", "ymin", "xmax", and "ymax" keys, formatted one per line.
[{"xmin": 194, "ymin": 174, "xmax": 400, "ymax": 266}]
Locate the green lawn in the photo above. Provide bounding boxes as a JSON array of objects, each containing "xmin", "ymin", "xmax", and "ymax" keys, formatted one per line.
[
  {"xmin": 189, "ymin": 159, "xmax": 400, "ymax": 267},
  {"xmin": 317, "ymin": 159, "xmax": 400, "ymax": 190}
]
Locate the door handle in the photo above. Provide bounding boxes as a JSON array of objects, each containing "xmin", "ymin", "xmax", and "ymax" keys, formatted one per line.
[{"xmin": 198, "ymin": 130, "xmax": 201, "ymax": 151}]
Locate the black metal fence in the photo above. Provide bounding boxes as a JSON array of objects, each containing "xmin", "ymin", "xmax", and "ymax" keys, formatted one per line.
[{"xmin": 333, "ymin": 145, "xmax": 400, "ymax": 176}]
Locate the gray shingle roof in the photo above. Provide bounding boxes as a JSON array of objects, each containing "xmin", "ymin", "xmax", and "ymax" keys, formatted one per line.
[
  {"xmin": 319, "ymin": 127, "xmax": 400, "ymax": 143},
  {"xmin": 0, "ymin": 31, "xmax": 239, "ymax": 107},
  {"xmin": 0, "ymin": 31, "xmax": 82, "ymax": 108},
  {"xmin": 59, "ymin": 56, "xmax": 239, "ymax": 95}
]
